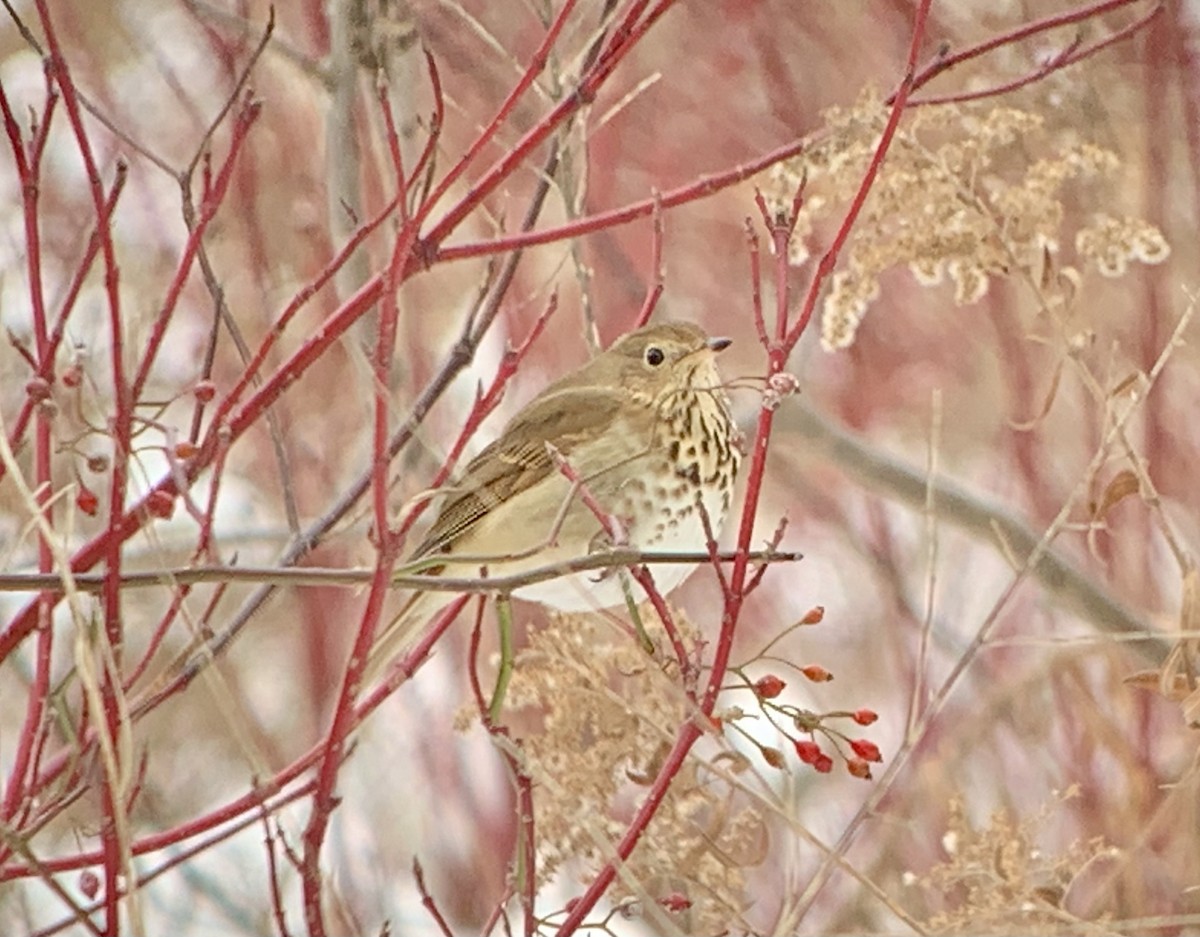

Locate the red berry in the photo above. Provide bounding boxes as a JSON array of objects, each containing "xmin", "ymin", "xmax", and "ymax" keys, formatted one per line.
[
  {"xmin": 78, "ymin": 869, "xmax": 100, "ymax": 900},
  {"xmin": 146, "ymin": 490, "xmax": 175, "ymax": 519},
  {"xmin": 754, "ymin": 674, "xmax": 786, "ymax": 699},
  {"xmin": 853, "ymin": 709, "xmax": 879, "ymax": 726},
  {"xmin": 850, "ymin": 738, "xmax": 883, "ymax": 763},
  {"xmin": 659, "ymin": 892, "xmax": 692, "ymax": 912},
  {"xmin": 25, "ymin": 377, "xmax": 51, "ymax": 403},
  {"xmin": 847, "ymin": 758, "xmax": 873, "ymax": 780},
  {"xmin": 813, "ymin": 753, "xmax": 834, "ymax": 773},
  {"xmin": 800, "ymin": 664, "xmax": 833, "ymax": 683},
  {"xmin": 794, "ymin": 739, "xmax": 822, "ymax": 765},
  {"xmin": 76, "ymin": 485, "xmax": 99, "ymax": 517},
  {"xmin": 193, "ymin": 380, "xmax": 216, "ymax": 403},
  {"xmin": 85, "ymin": 453, "xmax": 110, "ymax": 474}
]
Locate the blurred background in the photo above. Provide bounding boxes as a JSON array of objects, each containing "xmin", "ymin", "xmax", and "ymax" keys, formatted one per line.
[{"xmin": 1, "ymin": 1, "xmax": 1196, "ymax": 934}]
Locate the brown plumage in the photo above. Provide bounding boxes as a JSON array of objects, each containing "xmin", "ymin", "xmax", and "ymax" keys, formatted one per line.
[{"xmin": 366, "ymin": 320, "xmax": 740, "ymax": 680}]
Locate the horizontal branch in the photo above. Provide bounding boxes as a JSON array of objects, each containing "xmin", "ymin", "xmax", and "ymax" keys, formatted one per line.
[{"xmin": 0, "ymin": 549, "xmax": 800, "ymax": 596}]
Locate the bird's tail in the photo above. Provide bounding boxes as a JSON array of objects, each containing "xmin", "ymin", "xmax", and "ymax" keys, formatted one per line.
[{"xmin": 361, "ymin": 587, "xmax": 454, "ymax": 687}]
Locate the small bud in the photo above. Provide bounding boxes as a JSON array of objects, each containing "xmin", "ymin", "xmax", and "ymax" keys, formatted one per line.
[
  {"xmin": 753, "ymin": 674, "xmax": 786, "ymax": 699},
  {"xmin": 761, "ymin": 746, "xmax": 786, "ymax": 769},
  {"xmin": 800, "ymin": 606, "xmax": 825, "ymax": 625},
  {"xmin": 85, "ymin": 453, "xmax": 110, "ymax": 474},
  {"xmin": 813, "ymin": 753, "xmax": 834, "ymax": 773},
  {"xmin": 794, "ymin": 739, "xmax": 822, "ymax": 765},
  {"xmin": 767, "ymin": 371, "xmax": 802, "ymax": 397},
  {"xmin": 800, "ymin": 664, "xmax": 833, "ymax": 683},
  {"xmin": 659, "ymin": 892, "xmax": 692, "ymax": 913},
  {"xmin": 850, "ymin": 738, "xmax": 883, "ymax": 763},
  {"xmin": 853, "ymin": 708, "xmax": 879, "ymax": 726},
  {"xmin": 193, "ymin": 380, "xmax": 216, "ymax": 403},
  {"xmin": 78, "ymin": 869, "xmax": 100, "ymax": 900},
  {"xmin": 146, "ymin": 490, "xmax": 175, "ymax": 520},
  {"xmin": 76, "ymin": 485, "xmax": 99, "ymax": 517},
  {"xmin": 61, "ymin": 364, "xmax": 83, "ymax": 388},
  {"xmin": 174, "ymin": 440, "xmax": 198, "ymax": 460},
  {"xmin": 847, "ymin": 758, "xmax": 873, "ymax": 780},
  {"xmin": 25, "ymin": 377, "xmax": 51, "ymax": 403}
]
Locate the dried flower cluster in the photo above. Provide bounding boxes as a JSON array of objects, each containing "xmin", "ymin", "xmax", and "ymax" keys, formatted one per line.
[
  {"xmin": 765, "ymin": 92, "xmax": 1171, "ymax": 350},
  {"xmin": 910, "ymin": 788, "xmax": 1118, "ymax": 936},
  {"xmin": 501, "ymin": 608, "xmax": 765, "ymax": 934}
]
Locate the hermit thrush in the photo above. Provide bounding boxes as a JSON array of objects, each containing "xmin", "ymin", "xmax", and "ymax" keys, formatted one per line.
[{"xmin": 367, "ymin": 320, "xmax": 740, "ymax": 678}]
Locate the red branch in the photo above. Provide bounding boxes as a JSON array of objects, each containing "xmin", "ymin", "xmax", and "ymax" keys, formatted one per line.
[
  {"xmin": 556, "ymin": 0, "xmax": 934, "ymax": 930},
  {"xmin": 632, "ymin": 193, "xmax": 665, "ymax": 329},
  {"xmin": 299, "ymin": 100, "xmax": 416, "ymax": 932},
  {"xmin": 130, "ymin": 93, "xmax": 262, "ymax": 400},
  {"xmin": 911, "ymin": 0, "xmax": 1163, "ymax": 106},
  {"xmin": 0, "ymin": 59, "xmax": 58, "ymax": 826},
  {"xmin": 902, "ymin": 0, "xmax": 1154, "ymax": 100},
  {"xmin": 433, "ymin": 137, "xmax": 807, "ymax": 265},
  {"xmin": 33, "ymin": 2, "xmax": 130, "ymax": 929},
  {"xmin": 2, "ymin": 164, "xmax": 127, "ymax": 458}
]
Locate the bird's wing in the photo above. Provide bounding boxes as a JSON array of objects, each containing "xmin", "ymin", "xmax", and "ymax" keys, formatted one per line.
[{"xmin": 409, "ymin": 386, "xmax": 630, "ymax": 559}]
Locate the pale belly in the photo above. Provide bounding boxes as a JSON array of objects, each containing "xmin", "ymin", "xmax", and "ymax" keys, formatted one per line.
[
  {"xmin": 434, "ymin": 393, "xmax": 738, "ymax": 613},
  {"xmin": 501, "ymin": 458, "xmax": 733, "ymax": 612}
]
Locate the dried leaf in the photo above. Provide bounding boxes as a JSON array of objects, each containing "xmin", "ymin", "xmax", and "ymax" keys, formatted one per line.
[
  {"xmin": 1183, "ymin": 686, "xmax": 1200, "ymax": 729},
  {"xmin": 1037, "ymin": 242, "xmax": 1055, "ymax": 291},
  {"xmin": 1181, "ymin": 567, "xmax": 1199, "ymax": 636},
  {"xmin": 1124, "ymin": 667, "xmax": 1192, "ymax": 702},
  {"xmin": 1109, "ymin": 370, "xmax": 1144, "ymax": 398},
  {"xmin": 1123, "ymin": 668, "xmax": 1162, "ymax": 692},
  {"xmin": 1092, "ymin": 469, "xmax": 1140, "ymax": 521},
  {"xmin": 1010, "ymin": 358, "xmax": 1063, "ymax": 431},
  {"xmin": 1127, "ymin": 570, "xmax": 1200, "ymax": 723}
]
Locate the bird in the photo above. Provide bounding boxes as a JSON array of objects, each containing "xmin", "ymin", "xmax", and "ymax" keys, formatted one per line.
[{"xmin": 365, "ymin": 319, "xmax": 741, "ymax": 681}]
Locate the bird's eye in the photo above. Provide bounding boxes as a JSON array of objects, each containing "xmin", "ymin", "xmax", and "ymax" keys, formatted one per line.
[{"xmin": 644, "ymin": 346, "xmax": 665, "ymax": 367}]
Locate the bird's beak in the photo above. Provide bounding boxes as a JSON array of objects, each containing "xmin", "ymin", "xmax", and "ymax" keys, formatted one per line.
[{"xmin": 707, "ymin": 337, "xmax": 732, "ymax": 353}]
